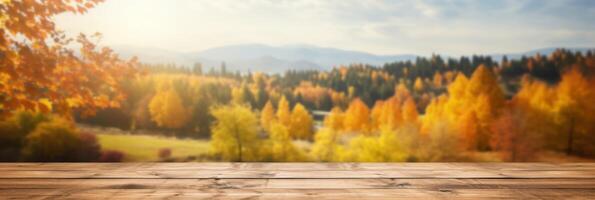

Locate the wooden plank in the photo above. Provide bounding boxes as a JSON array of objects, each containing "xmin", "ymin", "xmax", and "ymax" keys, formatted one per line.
[
  {"xmin": 1, "ymin": 169, "xmax": 593, "ymax": 179},
  {"xmin": 0, "ymin": 178, "xmax": 594, "ymax": 189},
  {"xmin": 0, "ymin": 163, "xmax": 593, "ymax": 199},
  {"xmin": 0, "ymin": 188, "xmax": 593, "ymax": 200},
  {"xmin": 1, "ymin": 163, "xmax": 594, "ymax": 171}
]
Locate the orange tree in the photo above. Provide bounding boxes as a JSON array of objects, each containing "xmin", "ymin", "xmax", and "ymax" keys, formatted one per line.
[{"xmin": 0, "ymin": 0, "xmax": 138, "ymax": 117}]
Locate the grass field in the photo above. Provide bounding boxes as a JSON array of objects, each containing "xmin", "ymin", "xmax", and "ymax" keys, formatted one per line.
[{"xmin": 97, "ymin": 133, "xmax": 210, "ymax": 162}]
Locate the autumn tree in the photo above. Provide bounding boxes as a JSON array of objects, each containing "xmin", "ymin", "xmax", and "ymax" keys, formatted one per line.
[
  {"xmin": 414, "ymin": 77, "xmax": 424, "ymax": 92},
  {"xmin": 344, "ymin": 127, "xmax": 408, "ymax": 162},
  {"xmin": 401, "ymin": 97, "xmax": 419, "ymax": 125},
  {"xmin": 324, "ymin": 107, "xmax": 345, "ymax": 131},
  {"xmin": 394, "ymin": 83, "xmax": 411, "ymax": 102},
  {"xmin": 260, "ymin": 100, "xmax": 275, "ymax": 131},
  {"xmin": 148, "ymin": 88, "xmax": 190, "ymax": 129},
  {"xmin": 0, "ymin": 0, "xmax": 138, "ymax": 117},
  {"xmin": 310, "ymin": 128, "xmax": 344, "ymax": 161},
  {"xmin": 266, "ymin": 122, "xmax": 307, "ymax": 161},
  {"xmin": 553, "ymin": 68, "xmax": 595, "ymax": 156},
  {"xmin": 421, "ymin": 95, "xmax": 448, "ymax": 136},
  {"xmin": 443, "ymin": 66, "xmax": 505, "ymax": 151},
  {"xmin": 276, "ymin": 96, "xmax": 291, "ymax": 127},
  {"xmin": 433, "ymin": 72, "xmax": 443, "ymax": 88},
  {"xmin": 371, "ymin": 99, "xmax": 399, "ymax": 130},
  {"xmin": 418, "ymin": 120, "xmax": 461, "ymax": 161},
  {"xmin": 343, "ymin": 98, "xmax": 371, "ymax": 134},
  {"xmin": 467, "ymin": 65, "xmax": 505, "ymax": 121},
  {"xmin": 459, "ymin": 110, "xmax": 480, "ymax": 150},
  {"xmin": 289, "ymin": 103, "xmax": 314, "ymax": 140},
  {"xmin": 513, "ymin": 76, "xmax": 557, "ymax": 153},
  {"xmin": 231, "ymin": 85, "xmax": 255, "ymax": 106},
  {"xmin": 490, "ymin": 107, "xmax": 539, "ymax": 161},
  {"xmin": 209, "ymin": 104, "xmax": 260, "ymax": 162}
]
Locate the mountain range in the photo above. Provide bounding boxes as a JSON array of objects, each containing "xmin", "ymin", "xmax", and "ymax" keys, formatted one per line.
[{"xmin": 111, "ymin": 44, "xmax": 592, "ymax": 73}]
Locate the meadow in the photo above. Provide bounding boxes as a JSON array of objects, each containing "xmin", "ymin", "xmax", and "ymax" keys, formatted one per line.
[
  {"xmin": 90, "ymin": 126, "xmax": 593, "ymax": 162},
  {"xmin": 96, "ymin": 133, "xmax": 209, "ymax": 162}
]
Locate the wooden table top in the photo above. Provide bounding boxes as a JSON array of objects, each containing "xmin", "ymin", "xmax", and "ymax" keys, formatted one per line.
[{"xmin": 0, "ymin": 163, "xmax": 594, "ymax": 199}]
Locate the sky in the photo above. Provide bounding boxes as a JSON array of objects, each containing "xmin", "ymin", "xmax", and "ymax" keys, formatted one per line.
[{"xmin": 55, "ymin": 0, "xmax": 595, "ymax": 56}]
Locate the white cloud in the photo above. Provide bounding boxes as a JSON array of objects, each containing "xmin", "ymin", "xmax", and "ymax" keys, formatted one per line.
[{"xmin": 55, "ymin": 0, "xmax": 595, "ymax": 55}]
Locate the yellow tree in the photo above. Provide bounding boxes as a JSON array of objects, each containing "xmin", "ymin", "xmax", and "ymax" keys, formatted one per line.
[
  {"xmin": 345, "ymin": 127, "xmax": 408, "ymax": 162},
  {"xmin": 414, "ymin": 77, "xmax": 424, "ymax": 92},
  {"xmin": 324, "ymin": 107, "xmax": 345, "ymax": 130},
  {"xmin": 554, "ymin": 68, "xmax": 595, "ymax": 155},
  {"xmin": 371, "ymin": 98, "xmax": 401, "ymax": 130},
  {"xmin": 210, "ymin": 104, "xmax": 260, "ymax": 162},
  {"xmin": 231, "ymin": 85, "xmax": 254, "ymax": 106},
  {"xmin": 260, "ymin": 100, "xmax": 275, "ymax": 131},
  {"xmin": 421, "ymin": 95, "xmax": 448, "ymax": 136},
  {"xmin": 467, "ymin": 65, "xmax": 505, "ymax": 121},
  {"xmin": 444, "ymin": 73, "xmax": 469, "ymax": 121},
  {"xmin": 513, "ymin": 76, "xmax": 556, "ymax": 153},
  {"xmin": 466, "ymin": 65, "xmax": 505, "ymax": 150},
  {"xmin": 394, "ymin": 83, "xmax": 411, "ymax": 102},
  {"xmin": 276, "ymin": 96, "xmax": 291, "ymax": 127},
  {"xmin": 148, "ymin": 88, "xmax": 189, "ymax": 129},
  {"xmin": 343, "ymin": 98, "xmax": 371, "ymax": 134},
  {"xmin": 401, "ymin": 97, "xmax": 419, "ymax": 125},
  {"xmin": 433, "ymin": 72, "xmax": 443, "ymax": 88},
  {"xmin": 370, "ymin": 100, "xmax": 386, "ymax": 129},
  {"xmin": 442, "ymin": 66, "xmax": 505, "ymax": 151},
  {"xmin": 289, "ymin": 103, "xmax": 314, "ymax": 140},
  {"xmin": 459, "ymin": 110, "xmax": 480, "ymax": 150},
  {"xmin": 419, "ymin": 120, "xmax": 461, "ymax": 161},
  {"xmin": 267, "ymin": 122, "xmax": 307, "ymax": 161},
  {"xmin": 310, "ymin": 128, "xmax": 344, "ymax": 161},
  {"xmin": 0, "ymin": 0, "xmax": 138, "ymax": 117}
]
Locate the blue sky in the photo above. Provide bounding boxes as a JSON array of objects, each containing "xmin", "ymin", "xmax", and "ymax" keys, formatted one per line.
[{"xmin": 55, "ymin": 0, "xmax": 595, "ymax": 56}]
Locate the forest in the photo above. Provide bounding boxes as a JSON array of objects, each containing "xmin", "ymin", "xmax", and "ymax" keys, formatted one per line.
[{"xmin": 1, "ymin": 0, "xmax": 594, "ymax": 162}]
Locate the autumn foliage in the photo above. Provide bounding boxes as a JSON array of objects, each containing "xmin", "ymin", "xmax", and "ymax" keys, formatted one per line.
[
  {"xmin": 0, "ymin": 0, "xmax": 138, "ymax": 117},
  {"xmin": 1, "ymin": 0, "xmax": 594, "ymax": 162}
]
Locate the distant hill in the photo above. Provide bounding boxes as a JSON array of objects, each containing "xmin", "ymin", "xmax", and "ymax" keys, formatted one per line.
[
  {"xmin": 193, "ymin": 44, "xmax": 417, "ymax": 73},
  {"xmin": 112, "ymin": 44, "xmax": 592, "ymax": 73},
  {"xmin": 112, "ymin": 44, "xmax": 416, "ymax": 73}
]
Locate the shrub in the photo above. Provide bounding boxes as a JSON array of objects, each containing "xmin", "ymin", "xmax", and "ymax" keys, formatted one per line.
[
  {"xmin": 21, "ymin": 118, "xmax": 81, "ymax": 161},
  {"xmin": 77, "ymin": 132, "xmax": 102, "ymax": 161},
  {"xmin": 13, "ymin": 111, "xmax": 50, "ymax": 136},
  {"xmin": 0, "ymin": 120, "xmax": 24, "ymax": 161},
  {"xmin": 0, "ymin": 112, "xmax": 50, "ymax": 154},
  {"xmin": 158, "ymin": 148, "xmax": 172, "ymax": 160},
  {"xmin": 99, "ymin": 150, "xmax": 125, "ymax": 162}
]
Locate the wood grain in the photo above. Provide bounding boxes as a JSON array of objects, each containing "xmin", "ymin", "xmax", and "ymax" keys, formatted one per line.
[{"xmin": 0, "ymin": 163, "xmax": 593, "ymax": 199}]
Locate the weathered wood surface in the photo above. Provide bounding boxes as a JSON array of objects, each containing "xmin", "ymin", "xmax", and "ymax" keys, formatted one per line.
[{"xmin": 0, "ymin": 163, "xmax": 594, "ymax": 199}]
